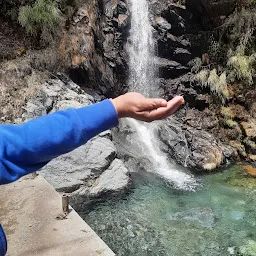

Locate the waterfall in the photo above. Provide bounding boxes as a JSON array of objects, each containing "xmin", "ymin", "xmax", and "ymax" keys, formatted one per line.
[
  {"xmin": 128, "ymin": 0, "xmax": 155, "ymax": 96},
  {"xmin": 126, "ymin": 0, "xmax": 197, "ymax": 190}
]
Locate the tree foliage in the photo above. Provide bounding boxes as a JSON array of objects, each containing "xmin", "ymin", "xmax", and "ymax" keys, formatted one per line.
[
  {"xmin": 18, "ymin": 0, "xmax": 61, "ymax": 44},
  {"xmin": 198, "ymin": 6, "xmax": 256, "ymax": 98},
  {"xmin": 223, "ymin": 8, "xmax": 256, "ymax": 85}
]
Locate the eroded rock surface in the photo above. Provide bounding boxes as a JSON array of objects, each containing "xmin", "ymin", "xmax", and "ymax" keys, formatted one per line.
[
  {"xmin": 159, "ymin": 117, "xmax": 224, "ymax": 171},
  {"xmin": 22, "ymin": 76, "xmax": 130, "ymax": 204}
]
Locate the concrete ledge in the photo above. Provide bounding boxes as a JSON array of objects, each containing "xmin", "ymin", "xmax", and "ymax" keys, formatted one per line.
[{"xmin": 0, "ymin": 174, "xmax": 115, "ymax": 256}]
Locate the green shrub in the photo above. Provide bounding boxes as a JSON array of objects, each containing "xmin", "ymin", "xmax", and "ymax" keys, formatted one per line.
[
  {"xmin": 208, "ymin": 7, "xmax": 256, "ymax": 86},
  {"xmin": 227, "ymin": 50, "xmax": 256, "ymax": 85},
  {"xmin": 224, "ymin": 119, "xmax": 239, "ymax": 129},
  {"xmin": 195, "ymin": 69, "xmax": 209, "ymax": 86},
  {"xmin": 195, "ymin": 69, "xmax": 230, "ymax": 102},
  {"xmin": 220, "ymin": 8, "xmax": 256, "ymax": 48},
  {"xmin": 207, "ymin": 69, "xmax": 219, "ymax": 92},
  {"xmin": 18, "ymin": 0, "xmax": 61, "ymax": 45},
  {"xmin": 0, "ymin": 0, "xmax": 34, "ymax": 20},
  {"xmin": 220, "ymin": 106, "xmax": 235, "ymax": 119}
]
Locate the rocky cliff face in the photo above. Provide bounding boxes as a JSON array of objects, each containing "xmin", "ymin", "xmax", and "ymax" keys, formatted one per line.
[
  {"xmin": 101, "ymin": 0, "xmax": 255, "ymax": 170},
  {"xmin": 59, "ymin": 0, "xmax": 130, "ymax": 97}
]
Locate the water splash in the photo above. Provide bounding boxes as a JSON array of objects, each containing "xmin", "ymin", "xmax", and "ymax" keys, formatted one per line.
[
  {"xmin": 128, "ymin": 119, "xmax": 198, "ymax": 191},
  {"xmin": 127, "ymin": 0, "xmax": 197, "ymax": 190}
]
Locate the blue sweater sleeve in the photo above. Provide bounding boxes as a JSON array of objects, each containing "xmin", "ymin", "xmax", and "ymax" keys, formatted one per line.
[{"xmin": 0, "ymin": 99, "xmax": 118, "ymax": 185}]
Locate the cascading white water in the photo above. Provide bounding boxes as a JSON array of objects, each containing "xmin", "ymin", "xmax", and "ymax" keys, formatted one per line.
[
  {"xmin": 128, "ymin": 0, "xmax": 155, "ymax": 97},
  {"xmin": 127, "ymin": 0, "xmax": 197, "ymax": 190}
]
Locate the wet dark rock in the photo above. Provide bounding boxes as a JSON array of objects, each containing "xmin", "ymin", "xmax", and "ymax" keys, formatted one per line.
[
  {"xmin": 161, "ymin": 4, "xmax": 188, "ymax": 35},
  {"xmin": 235, "ymin": 94, "xmax": 246, "ymax": 105},
  {"xmin": 186, "ymin": 0, "xmax": 237, "ymax": 28},
  {"xmin": 184, "ymin": 109, "xmax": 219, "ymax": 130},
  {"xmin": 160, "ymin": 73, "xmax": 210, "ymax": 110},
  {"xmin": 153, "ymin": 16, "xmax": 172, "ymax": 32},
  {"xmin": 245, "ymin": 90, "xmax": 256, "ymax": 118},
  {"xmin": 156, "ymin": 57, "xmax": 189, "ymax": 79},
  {"xmin": 243, "ymin": 138, "xmax": 256, "ymax": 155},
  {"xmin": 149, "ymin": 0, "xmax": 177, "ymax": 15},
  {"xmin": 185, "ymin": 127, "xmax": 223, "ymax": 171},
  {"xmin": 159, "ymin": 117, "xmax": 224, "ymax": 171},
  {"xmin": 221, "ymin": 144, "xmax": 235, "ymax": 160},
  {"xmin": 157, "ymin": 33, "xmax": 191, "ymax": 60},
  {"xmin": 173, "ymin": 48, "xmax": 192, "ymax": 65},
  {"xmin": 184, "ymin": 33, "xmax": 209, "ymax": 57}
]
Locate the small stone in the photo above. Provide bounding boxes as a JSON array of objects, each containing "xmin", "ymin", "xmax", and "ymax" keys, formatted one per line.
[
  {"xmin": 241, "ymin": 119, "xmax": 256, "ymax": 139},
  {"xmin": 249, "ymin": 154, "xmax": 256, "ymax": 162},
  {"xmin": 96, "ymin": 249, "xmax": 103, "ymax": 254},
  {"xmin": 230, "ymin": 210, "xmax": 244, "ymax": 220},
  {"xmin": 154, "ymin": 17, "xmax": 172, "ymax": 31},
  {"xmin": 242, "ymin": 165, "xmax": 256, "ymax": 177},
  {"xmin": 230, "ymin": 141, "xmax": 247, "ymax": 157},
  {"xmin": 227, "ymin": 247, "xmax": 236, "ymax": 255}
]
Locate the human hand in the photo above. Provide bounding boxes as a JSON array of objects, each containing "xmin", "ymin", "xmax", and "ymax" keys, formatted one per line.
[{"xmin": 111, "ymin": 92, "xmax": 184, "ymax": 122}]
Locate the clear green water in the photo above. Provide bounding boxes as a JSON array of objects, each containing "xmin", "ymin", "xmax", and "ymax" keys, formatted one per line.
[{"xmin": 79, "ymin": 165, "xmax": 256, "ymax": 256}]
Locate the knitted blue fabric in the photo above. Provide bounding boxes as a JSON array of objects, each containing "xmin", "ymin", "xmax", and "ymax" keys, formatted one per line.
[
  {"xmin": 0, "ymin": 99, "xmax": 118, "ymax": 185},
  {"xmin": 0, "ymin": 225, "xmax": 7, "ymax": 256}
]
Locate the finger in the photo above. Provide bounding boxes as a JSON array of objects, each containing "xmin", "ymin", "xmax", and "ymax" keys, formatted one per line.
[
  {"xmin": 165, "ymin": 96, "xmax": 184, "ymax": 113},
  {"xmin": 167, "ymin": 96, "xmax": 185, "ymax": 106},
  {"xmin": 144, "ymin": 96, "xmax": 184, "ymax": 121},
  {"xmin": 158, "ymin": 96, "xmax": 185, "ymax": 119},
  {"xmin": 141, "ymin": 98, "xmax": 168, "ymax": 110}
]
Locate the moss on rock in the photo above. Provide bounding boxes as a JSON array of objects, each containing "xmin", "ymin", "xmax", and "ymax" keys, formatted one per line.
[{"xmin": 227, "ymin": 164, "xmax": 256, "ymax": 188}]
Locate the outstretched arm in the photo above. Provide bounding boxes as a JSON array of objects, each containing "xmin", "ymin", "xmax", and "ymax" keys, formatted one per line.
[{"xmin": 0, "ymin": 93, "xmax": 184, "ymax": 184}]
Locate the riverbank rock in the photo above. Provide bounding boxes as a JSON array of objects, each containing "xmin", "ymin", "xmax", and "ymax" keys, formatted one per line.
[
  {"xmin": 156, "ymin": 57, "xmax": 189, "ymax": 79},
  {"xmin": 71, "ymin": 158, "xmax": 130, "ymax": 208},
  {"xmin": 158, "ymin": 117, "xmax": 224, "ymax": 171},
  {"xmin": 241, "ymin": 119, "xmax": 256, "ymax": 140},
  {"xmin": 21, "ymin": 76, "xmax": 130, "ymax": 202}
]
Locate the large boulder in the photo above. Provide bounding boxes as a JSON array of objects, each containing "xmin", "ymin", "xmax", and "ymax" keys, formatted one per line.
[
  {"xmin": 22, "ymin": 76, "xmax": 130, "ymax": 202},
  {"xmin": 156, "ymin": 57, "xmax": 189, "ymax": 79},
  {"xmin": 72, "ymin": 159, "xmax": 130, "ymax": 200},
  {"xmin": 40, "ymin": 136, "xmax": 117, "ymax": 192},
  {"xmin": 158, "ymin": 117, "xmax": 224, "ymax": 171}
]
